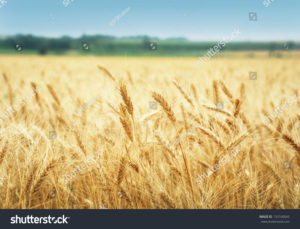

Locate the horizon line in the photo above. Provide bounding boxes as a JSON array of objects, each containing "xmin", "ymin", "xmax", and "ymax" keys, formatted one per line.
[{"xmin": 0, "ymin": 33, "xmax": 299, "ymax": 43}]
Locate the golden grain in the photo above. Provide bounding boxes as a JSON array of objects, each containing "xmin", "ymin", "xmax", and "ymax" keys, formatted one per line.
[{"xmin": 0, "ymin": 56, "xmax": 298, "ymax": 209}]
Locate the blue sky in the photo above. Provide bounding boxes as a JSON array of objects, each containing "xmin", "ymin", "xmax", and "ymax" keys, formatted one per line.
[{"xmin": 0, "ymin": 0, "xmax": 299, "ymax": 41}]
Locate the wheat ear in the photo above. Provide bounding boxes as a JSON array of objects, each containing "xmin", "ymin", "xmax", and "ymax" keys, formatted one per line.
[
  {"xmin": 97, "ymin": 65, "xmax": 116, "ymax": 81},
  {"xmin": 172, "ymin": 81, "xmax": 194, "ymax": 107},
  {"xmin": 160, "ymin": 192, "xmax": 176, "ymax": 208},
  {"xmin": 3, "ymin": 72, "xmax": 13, "ymax": 106},
  {"xmin": 47, "ymin": 84, "xmax": 61, "ymax": 106},
  {"xmin": 213, "ymin": 80, "xmax": 219, "ymax": 105},
  {"xmin": 233, "ymin": 99, "xmax": 241, "ymax": 117},
  {"xmin": 31, "ymin": 82, "xmax": 41, "ymax": 108},
  {"xmin": 33, "ymin": 160, "xmax": 57, "ymax": 194},
  {"xmin": 152, "ymin": 92, "xmax": 176, "ymax": 123},
  {"xmin": 120, "ymin": 83, "xmax": 133, "ymax": 116},
  {"xmin": 202, "ymin": 105, "xmax": 232, "ymax": 117},
  {"xmin": 117, "ymin": 157, "xmax": 126, "ymax": 185},
  {"xmin": 197, "ymin": 126, "xmax": 225, "ymax": 151},
  {"xmin": 0, "ymin": 144, "xmax": 8, "ymax": 165},
  {"xmin": 119, "ymin": 104, "xmax": 133, "ymax": 142},
  {"xmin": 218, "ymin": 80, "xmax": 234, "ymax": 103}
]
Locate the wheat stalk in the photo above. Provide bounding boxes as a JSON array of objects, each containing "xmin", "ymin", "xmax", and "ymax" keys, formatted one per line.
[
  {"xmin": 160, "ymin": 192, "xmax": 175, "ymax": 208},
  {"xmin": 0, "ymin": 144, "xmax": 7, "ymax": 165},
  {"xmin": 172, "ymin": 81, "xmax": 194, "ymax": 107},
  {"xmin": 97, "ymin": 65, "xmax": 116, "ymax": 81},
  {"xmin": 3, "ymin": 72, "xmax": 13, "ymax": 106},
  {"xmin": 218, "ymin": 80, "xmax": 233, "ymax": 103},
  {"xmin": 261, "ymin": 162, "xmax": 281, "ymax": 185},
  {"xmin": 120, "ymin": 83, "xmax": 133, "ymax": 116},
  {"xmin": 196, "ymin": 126, "xmax": 225, "ymax": 151},
  {"xmin": 117, "ymin": 157, "xmax": 126, "ymax": 185},
  {"xmin": 202, "ymin": 105, "xmax": 232, "ymax": 117},
  {"xmin": 74, "ymin": 131, "xmax": 87, "ymax": 156},
  {"xmin": 239, "ymin": 83, "xmax": 245, "ymax": 99},
  {"xmin": 152, "ymin": 92, "xmax": 176, "ymax": 123},
  {"xmin": 281, "ymin": 134, "xmax": 300, "ymax": 154},
  {"xmin": 33, "ymin": 160, "xmax": 57, "ymax": 194},
  {"xmin": 30, "ymin": 82, "xmax": 42, "ymax": 108},
  {"xmin": 47, "ymin": 84, "xmax": 61, "ymax": 106},
  {"xmin": 233, "ymin": 99, "xmax": 241, "ymax": 117},
  {"xmin": 213, "ymin": 80, "xmax": 219, "ymax": 105},
  {"xmin": 119, "ymin": 104, "xmax": 133, "ymax": 142},
  {"xmin": 191, "ymin": 84, "xmax": 198, "ymax": 102}
]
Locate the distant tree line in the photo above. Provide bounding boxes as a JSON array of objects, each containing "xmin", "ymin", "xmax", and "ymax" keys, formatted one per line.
[{"xmin": 0, "ymin": 34, "xmax": 299, "ymax": 56}]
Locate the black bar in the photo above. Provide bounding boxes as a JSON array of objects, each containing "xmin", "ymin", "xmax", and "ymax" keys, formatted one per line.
[{"xmin": 0, "ymin": 210, "xmax": 298, "ymax": 228}]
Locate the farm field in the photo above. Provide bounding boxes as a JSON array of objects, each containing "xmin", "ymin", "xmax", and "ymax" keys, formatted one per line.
[{"xmin": 0, "ymin": 55, "xmax": 299, "ymax": 209}]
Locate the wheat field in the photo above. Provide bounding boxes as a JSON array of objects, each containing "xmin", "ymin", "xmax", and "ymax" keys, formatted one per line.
[{"xmin": 0, "ymin": 55, "xmax": 299, "ymax": 209}]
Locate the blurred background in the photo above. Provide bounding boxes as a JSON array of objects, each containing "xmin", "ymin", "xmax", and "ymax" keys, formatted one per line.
[{"xmin": 0, "ymin": 0, "xmax": 299, "ymax": 56}]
